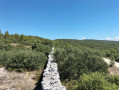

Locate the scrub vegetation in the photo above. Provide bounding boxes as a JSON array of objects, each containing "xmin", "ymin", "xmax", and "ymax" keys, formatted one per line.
[
  {"xmin": 54, "ymin": 39, "xmax": 119, "ymax": 90},
  {"xmin": 0, "ymin": 30, "xmax": 52, "ymax": 72},
  {"xmin": 1, "ymin": 30, "xmax": 119, "ymax": 90}
]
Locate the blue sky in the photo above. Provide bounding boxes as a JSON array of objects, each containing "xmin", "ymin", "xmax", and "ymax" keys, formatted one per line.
[{"xmin": 0, "ymin": 0, "xmax": 119, "ymax": 40}]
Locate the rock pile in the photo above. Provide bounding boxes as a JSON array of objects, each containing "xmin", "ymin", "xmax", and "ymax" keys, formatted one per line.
[{"xmin": 41, "ymin": 47, "xmax": 66, "ymax": 90}]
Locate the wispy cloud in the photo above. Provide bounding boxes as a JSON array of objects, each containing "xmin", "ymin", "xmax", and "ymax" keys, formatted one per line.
[{"xmin": 106, "ymin": 36, "xmax": 119, "ymax": 41}]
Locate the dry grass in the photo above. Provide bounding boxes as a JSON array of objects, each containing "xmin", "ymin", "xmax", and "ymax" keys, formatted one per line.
[
  {"xmin": 0, "ymin": 67, "xmax": 41, "ymax": 90},
  {"xmin": 11, "ymin": 43, "xmax": 31, "ymax": 48},
  {"xmin": 11, "ymin": 43, "xmax": 19, "ymax": 47}
]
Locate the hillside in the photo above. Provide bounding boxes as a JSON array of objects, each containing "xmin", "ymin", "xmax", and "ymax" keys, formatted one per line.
[
  {"xmin": 55, "ymin": 39, "xmax": 119, "ymax": 49},
  {"xmin": 0, "ymin": 31, "xmax": 53, "ymax": 90},
  {"xmin": 1, "ymin": 31, "xmax": 119, "ymax": 90},
  {"xmin": 55, "ymin": 39, "xmax": 119, "ymax": 61},
  {"xmin": 54, "ymin": 39, "xmax": 119, "ymax": 89}
]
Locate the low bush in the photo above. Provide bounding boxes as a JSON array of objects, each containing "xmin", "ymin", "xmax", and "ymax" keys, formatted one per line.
[
  {"xmin": 54, "ymin": 46, "xmax": 108, "ymax": 80},
  {"xmin": 0, "ymin": 42, "xmax": 13, "ymax": 51},
  {"xmin": 105, "ymin": 75, "xmax": 119, "ymax": 85},
  {"xmin": 77, "ymin": 73, "xmax": 118, "ymax": 90},
  {"xmin": 109, "ymin": 61, "xmax": 115, "ymax": 67},
  {"xmin": 32, "ymin": 42, "xmax": 52, "ymax": 56},
  {"xmin": 0, "ymin": 50, "xmax": 47, "ymax": 72}
]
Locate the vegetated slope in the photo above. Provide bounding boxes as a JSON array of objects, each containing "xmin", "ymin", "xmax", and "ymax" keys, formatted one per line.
[
  {"xmin": 54, "ymin": 39, "xmax": 119, "ymax": 90},
  {"xmin": 0, "ymin": 30, "xmax": 53, "ymax": 72},
  {"xmin": 55, "ymin": 39, "xmax": 119, "ymax": 61},
  {"xmin": 55, "ymin": 39, "xmax": 119, "ymax": 49},
  {"xmin": 0, "ymin": 30, "xmax": 53, "ymax": 89}
]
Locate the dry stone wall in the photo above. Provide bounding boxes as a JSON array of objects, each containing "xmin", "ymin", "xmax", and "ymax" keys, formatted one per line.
[{"xmin": 41, "ymin": 47, "xmax": 66, "ymax": 90}]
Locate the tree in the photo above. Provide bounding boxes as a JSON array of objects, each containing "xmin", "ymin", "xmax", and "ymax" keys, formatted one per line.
[
  {"xmin": 15, "ymin": 33, "xmax": 19, "ymax": 40},
  {"xmin": 32, "ymin": 40, "xmax": 41, "ymax": 49},
  {"xmin": 0, "ymin": 30, "xmax": 3, "ymax": 38},
  {"xmin": 19, "ymin": 34, "xmax": 24, "ymax": 41},
  {"xmin": 4, "ymin": 31, "xmax": 9, "ymax": 39}
]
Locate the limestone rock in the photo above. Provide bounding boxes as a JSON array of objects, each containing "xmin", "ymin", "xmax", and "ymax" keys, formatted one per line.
[{"xmin": 41, "ymin": 47, "xmax": 66, "ymax": 90}]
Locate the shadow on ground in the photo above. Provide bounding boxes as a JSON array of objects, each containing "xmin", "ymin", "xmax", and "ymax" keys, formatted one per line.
[{"xmin": 34, "ymin": 60, "xmax": 48, "ymax": 90}]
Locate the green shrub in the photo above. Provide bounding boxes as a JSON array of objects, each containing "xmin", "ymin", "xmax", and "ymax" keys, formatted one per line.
[
  {"xmin": 0, "ymin": 52, "xmax": 6, "ymax": 66},
  {"xmin": 109, "ymin": 61, "xmax": 115, "ymax": 67},
  {"xmin": 105, "ymin": 75, "xmax": 119, "ymax": 85},
  {"xmin": 78, "ymin": 73, "xmax": 118, "ymax": 90},
  {"xmin": 32, "ymin": 44, "xmax": 51, "ymax": 56},
  {"xmin": 2, "ymin": 50, "xmax": 47, "ymax": 72},
  {"xmin": 0, "ymin": 43, "xmax": 13, "ymax": 51},
  {"xmin": 62, "ymin": 80, "xmax": 79, "ymax": 90},
  {"xmin": 54, "ymin": 47, "xmax": 108, "ymax": 80},
  {"xmin": 115, "ymin": 55, "xmax": 119, "ymax": 62}
]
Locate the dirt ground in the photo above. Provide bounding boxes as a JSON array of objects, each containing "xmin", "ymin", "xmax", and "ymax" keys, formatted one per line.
[
  {"xmin": 0, "ymin": 67, "xmax": 38, "ymax": 90},
  {"xmin": 0, "ymin": 58, "xmax": 119, "ymax": 90},
  {"xmin": 103, "ymin": 58, "xmax": 119, "ymax": 75}
]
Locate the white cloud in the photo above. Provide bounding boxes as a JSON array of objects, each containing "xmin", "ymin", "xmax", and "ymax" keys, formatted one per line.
[
  {"xmin": 82, "ymin": 37, "xmax": 85, "ymax": 40},
  {"xmin": 106, "ymin": 36, "xmax": 119, "ymax": 41}
]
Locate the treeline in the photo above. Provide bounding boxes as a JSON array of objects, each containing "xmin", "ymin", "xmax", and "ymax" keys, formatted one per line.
[
  {"xmin": 55, "ymin": 39, "xmax": 119, "ymax": 50},
  {"xmin": 0, "ymin": 30, "xmax": 52, "ymax": 72},
  {"xmin": 54, "ymin": 40, "xmax": 119, "ymax": 89},
  {"xmin": 0, "ymin": 30, "xmax": 53, "ymax": 46}
]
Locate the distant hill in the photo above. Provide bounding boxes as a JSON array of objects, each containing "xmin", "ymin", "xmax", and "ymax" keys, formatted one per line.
[{"xmin": 55, "ymin": 39, "xmax": 119, "ymax": 50}]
